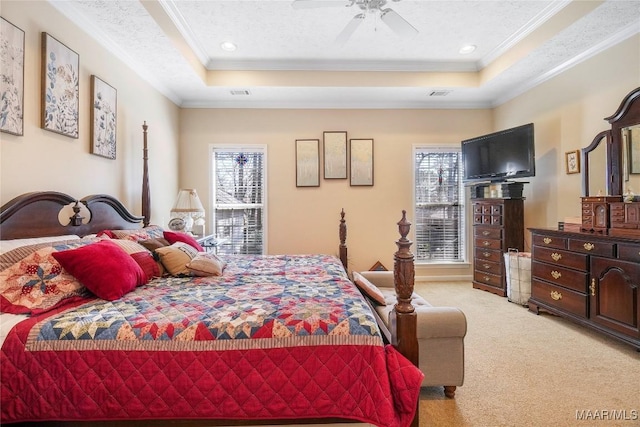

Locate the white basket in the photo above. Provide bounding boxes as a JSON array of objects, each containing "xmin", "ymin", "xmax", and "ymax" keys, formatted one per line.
[{"xmin": 504, "ymin": 250, "xmax": 532, "ymax": 306}]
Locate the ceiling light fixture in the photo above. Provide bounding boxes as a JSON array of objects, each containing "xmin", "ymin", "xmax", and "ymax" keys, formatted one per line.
[
  {"xmin": 459, "ymin": 44, "xmax": 476, "ymax": 55},
  {"xmin": 220, "ymin": 41, "xmax": 237, "ymax": 52}
]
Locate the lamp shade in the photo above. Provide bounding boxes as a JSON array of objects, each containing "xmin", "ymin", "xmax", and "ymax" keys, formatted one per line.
[{"xmin": 171, "ymin": 189, "xmax": 204, "ymax": 214}]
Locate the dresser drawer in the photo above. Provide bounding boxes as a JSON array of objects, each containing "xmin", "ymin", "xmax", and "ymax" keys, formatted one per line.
[
  {"xmin": 475, "ymin": 226, "xmax": 502, "ymax": 239},
  {"xmin": 475, "ymin": 259, "xmax": 502, "ymax": 275},
  {"xmin": 474, "ymin": 270, "xmax": 503, "ymax": 288},
  {"xmin": 568, "ymin": 238, "xmax": 615, "ymax": 256},
  {"xmin": 532, "ymin": 234, "xmax": 567, "ymax": 249},
  {"xmin": 474, "ymin": 247, "xmax": 503, "ymax": 263},
  {"xmin": 532, "ymin": 246, "xmax": 588, "ymax": 271},
  {"xmin": 531, "ymin": 278, "xmax": 588, "ymax": 318},
  {"xmin": 618, "ymin": 243, "xmax": 640, "ymax": 263},
  {"xmin": 532, "ymin": 261, "xmax": 588, "ymax": 293},
  {"xmin": 475, "ymin": 237, "xmax": 502, "ymax": 250}
]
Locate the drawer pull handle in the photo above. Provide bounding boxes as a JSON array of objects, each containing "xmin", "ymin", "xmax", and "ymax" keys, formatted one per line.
[
  {"xmin": 550, "ymin": 270, "xmax": 562, "ymax": 280},
  {"xmin": 543, "ymin": 237, "xmax": 552, "ymax": 244},
  {"xmin": 483, "ymin": 252, "xmax": 491, "ymax": 258},
  {"xmin": 551, "ymin": 252, "xmax": 562, "ymax": 262},
  {"xmin": 483, "ymin": 241, "xmax": 490, "ymax": 246},
  {"xmin": 483, "ymin": 264, "xmax": 491, "ymax": 269},
  {"xmin": 583, "ymin": 242, "xmax": 595, "ymax": 251},
  {"xmin": 550, "ymin": 290, "xmax": 562, "ymax": 301},
  {"xmin": 482, "ymin": 231, "xmax": 490, "ymax": 236},
  {"xmin": 590, "ymin": 279, "xmax": 596, "ymax": 297},
  {"xmin": 483, "ymin": 276, "xmax": 490, "ymax": 282}
]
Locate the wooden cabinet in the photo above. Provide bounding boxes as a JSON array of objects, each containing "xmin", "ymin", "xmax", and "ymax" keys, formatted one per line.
[
  {"xmin": 581, "ymin": 196, "xmax": 620, "ymax": 234},
  {"xmin": 529, "ymin": 228, "xmax": 640, "ymax": 350},
  {"xmin": 609, "ymin": 202, "xmax": 640, "ymax": 238},
  {"xmin": 472, "ymin": 198, "xmax": 524, "ymax": 297}
]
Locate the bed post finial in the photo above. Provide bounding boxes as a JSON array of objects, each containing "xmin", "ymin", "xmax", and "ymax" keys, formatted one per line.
[
  {"xmin": 339, "ymin": 208, "xmax": 348, "ymax": 272},
  {"xmin": 394, "ymin": 210, "xmax": 415, "ymax": 314},
  {"xmin": 142, "ymin": 121, "xmax": 150, "ymax": 227}
]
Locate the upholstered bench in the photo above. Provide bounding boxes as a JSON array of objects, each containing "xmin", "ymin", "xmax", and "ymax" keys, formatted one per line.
[{"xmin": 356, "ymin": 271, "xmax": 467, "ymax": 398}]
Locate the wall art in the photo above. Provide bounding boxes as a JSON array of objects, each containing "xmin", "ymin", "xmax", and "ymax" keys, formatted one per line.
[
  {"xmin": 0, "ymin": 17, "xmax": 25, "ymax": 136},
  {"xmin": 296, "ymin": 139, "xmax": 320, "ymax": 187},
  {"xmin": 90, "ymin": 75, "xmax": 117, "ymax": 159},
  {"xmin": 350, "ymin": 138, "xmax": 374, "ymax": 186},
  {"xmin": 323, "ymin": 131, "xmax": 347, "ymax": 179},
  {"xmin": 565, "ymin": 150, "xmax": 580, "ymax": 174},
  {"xmin": 41, "ymin": 32, "xmax": 79, "ymax": 138}
]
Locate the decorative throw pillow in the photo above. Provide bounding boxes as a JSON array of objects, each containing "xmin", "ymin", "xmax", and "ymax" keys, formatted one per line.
[
  {"xmin": 138, "ymin": 237, "xmax": 170, "ymax": 252},
  {"xmin": 352, "ymin": 271, "xmax": 387, "ymax": 306},
  {"xmin": 108, "ymin": 239, "xmax": 162, "ymax": 280},
  {"xmin": 0, "ymin": 247, "xmax": 89, "ymax": 314},
  {"xmin": 107, "ymin": 225, "xmax": 164, "ymax": 242},
  {"xmin": 163, "ymin": 231, "xmax": 204, "ymax": 251},
  {"xmin": 155, "ymin": 242, "xmax": 199, "ymax": 276},
  {"xmin": 186, "ymin": 253, "xmax": 226, "ymax": 277},
  {"xmin": 52, "ymin": 240, "xmax": 147, "ymax": 301}
]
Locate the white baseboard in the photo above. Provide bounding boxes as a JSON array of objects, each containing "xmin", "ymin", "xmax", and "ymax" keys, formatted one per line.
[{"xmin": 415, "ymin": 275, "xmax": 473, "ymax": 282}]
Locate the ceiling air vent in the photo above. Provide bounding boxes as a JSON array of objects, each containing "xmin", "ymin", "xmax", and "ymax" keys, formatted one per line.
[
  {"xmin": 230, "ymin": 89, "xmax": 251, "ymax": 96},
  {"xmin": 429, "ymin": 90, "xmax": 451, "ymax": 97}
]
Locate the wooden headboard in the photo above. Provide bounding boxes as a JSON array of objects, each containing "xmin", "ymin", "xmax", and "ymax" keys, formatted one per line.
[{"xmin": 0, "ymin": 192, "xmax": 143, "ymax": 240}]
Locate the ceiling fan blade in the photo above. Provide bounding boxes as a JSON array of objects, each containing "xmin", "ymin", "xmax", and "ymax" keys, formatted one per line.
[
  {"xmin": 380, "ymin": 8, "xmax": 418, "ymax": 38},
  {"xmin": 291, "ymin": 0, "xmax": 352, "ymax": 9},
  {"xmin": 334, "ymin": 13, "xmax": 365, "ymax": 46}
]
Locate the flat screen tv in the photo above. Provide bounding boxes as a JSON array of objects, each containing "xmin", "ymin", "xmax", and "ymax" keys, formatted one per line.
[{"xmin": 461, "ymin": 123, "xmax": 535, "ymax": 183}]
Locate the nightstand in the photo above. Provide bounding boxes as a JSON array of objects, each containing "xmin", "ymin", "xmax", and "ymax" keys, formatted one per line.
[{"xmin": 195, "ymin": 234, "xmax": 224, "ymax": 253}]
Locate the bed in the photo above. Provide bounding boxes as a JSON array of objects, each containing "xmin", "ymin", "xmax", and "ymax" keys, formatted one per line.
[{"xmin": 0, "ymin": 126, "xmax": 423, "ymax": 427}]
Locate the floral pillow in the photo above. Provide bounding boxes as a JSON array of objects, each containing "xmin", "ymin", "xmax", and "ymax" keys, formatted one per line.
[{"xmin": 0, "ymin": 247, "xmax": 89, "ymax": 314}]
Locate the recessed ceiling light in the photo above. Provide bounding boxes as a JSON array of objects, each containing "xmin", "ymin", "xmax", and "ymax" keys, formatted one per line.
[
  {"xmin": 459, "ymin": 44, "xmax": 476, "ymax": 55},
  {"xmin": 220, "ymin": 41, "xmax": 237, "ymax": 52}
]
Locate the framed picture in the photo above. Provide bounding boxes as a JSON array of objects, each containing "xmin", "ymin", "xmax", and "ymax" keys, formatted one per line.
[
  {"xmin": 90, "ymin": 75, "xmax": 117, "ymax": 159},
  {"xmin": 565, "ymin": 150, "xmax": 580, "ymax": 174},
  {"xmin": 41, "ymin": 32, "xmax": 79, "ymax": 138},
  {"xmin": 296, "ymin": 139, "xmax": 320, "ymax": 187},
  {"xmin": 323, "ymin": 131, "xmax": 347, "ymax": 179},
  {"xmin": 0, "ymin": 18, "xmax": 25, "ymax": 136},
  {"xmin": 350, "ymin": 139, "xmax": 374, "ymax": 186}
]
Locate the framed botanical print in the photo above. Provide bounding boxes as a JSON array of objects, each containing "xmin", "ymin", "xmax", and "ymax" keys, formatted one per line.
[
  {"xmin": 350, "ymin": 138, "xmax": 374, "ymax": 186},
  {"xmin": 565, "ymin": 150, "xmax": 580, "ymax": 174},
  {"xmin": 41, "ymin": 32, "xmax": 79, "ymax": 138},
  {"xmin": 90, "ymin": 75, "xmax": 117, "ymax": 159},
  {"xmin": 296, "ymin": 139, "xmax": 320, "ymax": 187},
  {"xmin": 0, "ymin": 17, "xmax": 25, "ymax": 136},
  {"xmin": 323, "ymin": 131, "xmax": 347, "ymax": 179}
]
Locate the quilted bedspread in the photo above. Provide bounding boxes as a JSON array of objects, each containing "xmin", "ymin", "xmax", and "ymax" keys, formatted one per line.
[{"xmin": 1, "ymin": 254, "xmax": 423, "ymax": 426}]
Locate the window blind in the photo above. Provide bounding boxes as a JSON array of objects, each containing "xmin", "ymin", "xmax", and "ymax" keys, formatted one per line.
[
  {"xmin": 212, "ymin": 149, "xmax": 265, "ymax": 255},
  {"xmin": 414, "ymin": 149, "xmax": 465, "ymax": 262}
]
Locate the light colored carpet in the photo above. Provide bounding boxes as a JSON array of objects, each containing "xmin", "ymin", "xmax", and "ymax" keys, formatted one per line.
[{"xmin": 414, "ymin": 281, "xmax": 640, "ymax": 427}]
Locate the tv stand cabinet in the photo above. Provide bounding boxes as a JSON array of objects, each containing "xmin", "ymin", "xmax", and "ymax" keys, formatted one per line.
[
  {"xmin": 529, "ymin": 228, "xmax": 640, "ymax": 350},
  {"xmin": 472, "ymin": 198, "xmax": 524, "ymax": 296}
]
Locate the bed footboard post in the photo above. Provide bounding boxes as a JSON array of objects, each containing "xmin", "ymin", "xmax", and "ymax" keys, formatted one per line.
[
  {"xmin": 141, "ymin": 121, "xmax": 151, "ymax": 228},
  {"xmin": 391, "ymin": 210, "xmax": 419, "ymax": 427}
]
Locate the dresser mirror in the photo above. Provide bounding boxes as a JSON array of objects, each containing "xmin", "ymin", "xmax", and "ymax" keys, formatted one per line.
[{"xmin": 582, "ymin": 87, "xmax": 640, "ymax": 197}]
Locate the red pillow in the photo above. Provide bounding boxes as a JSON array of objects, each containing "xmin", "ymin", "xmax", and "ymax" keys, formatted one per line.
[
  {"xmin": 163, "ymin": 231, "xmax": 203, "ymax": 251},
  {"xmin": 52, "ymin": 240, "xmax": 147, "ymax": 301}
]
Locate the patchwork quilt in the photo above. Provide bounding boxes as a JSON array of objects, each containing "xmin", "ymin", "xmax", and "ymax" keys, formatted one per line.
[{"xmin": 1, "ymin": 254, "xmax": 422, "ymax": 426}]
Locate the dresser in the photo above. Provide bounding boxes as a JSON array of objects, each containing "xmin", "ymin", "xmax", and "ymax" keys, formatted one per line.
[
  {"xmin": 472, "ymin": 198, "xmax": 524, "ymax": 297},
  {"xmin": 529, "ymin": 228, "xmax": 640, "ymax": 350}
]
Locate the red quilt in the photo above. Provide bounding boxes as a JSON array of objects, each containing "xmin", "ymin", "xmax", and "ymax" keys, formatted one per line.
[{"xmin": 1, "ymin": 255, "xmax": 423, "ymax": 426}]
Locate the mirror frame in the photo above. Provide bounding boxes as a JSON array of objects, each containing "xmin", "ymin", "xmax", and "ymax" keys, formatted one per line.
[
  {"xmin": 604, "ymin": 87, "xmax": 640, "ymax": 196},
  {"xmin": 581, "ymin": 130, "xmax": 611, "ymax": 197}
]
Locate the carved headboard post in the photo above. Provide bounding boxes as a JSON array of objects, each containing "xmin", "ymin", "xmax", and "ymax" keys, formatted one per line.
[
  {"xmin": 391, "ymin": 210, "xmax": 419, "ymax": 366},
  {"xmin": 339, "ymin": 208, "xmax": 348, "ymax": 272},
  {"xmin": 141, "ymin": 121, "xmax": 150, "ymax": 227}
]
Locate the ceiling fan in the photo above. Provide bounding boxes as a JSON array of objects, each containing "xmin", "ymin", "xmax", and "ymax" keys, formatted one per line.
[{"xmin": 292, "ymin": 0, "xmax": 418, "ymax": 46}]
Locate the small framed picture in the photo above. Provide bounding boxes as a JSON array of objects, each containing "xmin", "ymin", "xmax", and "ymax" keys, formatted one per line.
[
  {"xmin": 565, "ymin": 150, "xmax": 580, "ymax": 174},
  {"xmin": 90, "ymin": 75, "xmax": 117, "ymax": 159},
  {"xmin": 296, "ymin": 139, "xmax": 320, "ymax": 187},
  {"xmin": 323, "ymin": 131, "xmax": 347, "ymax": 179},
  {"xmin": 350, "ymin": 138, "xmax": 374, "ymax": 186}
]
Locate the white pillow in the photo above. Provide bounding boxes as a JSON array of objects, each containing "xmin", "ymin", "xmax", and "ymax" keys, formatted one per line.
[{"xmin": 0, "ymin": 235, "xmax": 81, "ymax": 254}]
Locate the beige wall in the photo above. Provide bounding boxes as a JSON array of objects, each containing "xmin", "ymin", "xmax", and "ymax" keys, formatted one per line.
[
  {"xmin": 494, "ymin": 34, "xmax": 640, "ymax": 251},
  {"xmin": 0, "ymin": 1, "xmax": 180, "ymax": 225},
  {"xmin": 180, "ymin": 108, "xmax": 491, "ymax": 277}
]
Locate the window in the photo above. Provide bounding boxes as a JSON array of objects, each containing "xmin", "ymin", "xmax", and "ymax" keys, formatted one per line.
[
  {"xmin": 414, "ymin": 147, "xmax": 465, "ymax": 262},
  {"xmin": 212, "ymin": 146, "xmax": 266, "ymax": 255}
]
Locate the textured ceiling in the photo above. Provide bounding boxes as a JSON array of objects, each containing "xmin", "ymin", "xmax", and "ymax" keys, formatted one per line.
[{"xmin": 51, "ymin": 0, "xmax": 640, "ymax": 108}]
